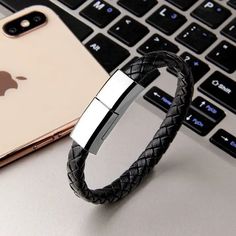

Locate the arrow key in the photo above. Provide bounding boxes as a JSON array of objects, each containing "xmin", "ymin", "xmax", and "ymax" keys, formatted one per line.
[
  {"xmin": 210, "ymin": 129, "xmax": 236, "ymax": 158},
  {"xmin": 183, "ymin": 108, "xmax": 216, "ymax": 136},
  {"xmin": 191, "ymin": 96, "xmax": 225, "ymax": 123},
  {"xmin": 144, "ymin": 86, "xmax": 173, "ymax": 112}
]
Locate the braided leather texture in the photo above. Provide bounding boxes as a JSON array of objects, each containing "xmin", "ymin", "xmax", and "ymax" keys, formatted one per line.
[{"xmin": 67, "ymin": 51, "xmax": 194, "ymax": 204}]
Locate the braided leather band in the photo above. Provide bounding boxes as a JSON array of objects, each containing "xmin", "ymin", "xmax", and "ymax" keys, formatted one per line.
[{"xmin": 67, "ymin": 51, "xmax": 194, "ymax": 204}]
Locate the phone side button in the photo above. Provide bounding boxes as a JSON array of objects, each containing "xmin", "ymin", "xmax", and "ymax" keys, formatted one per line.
[{"xmin": 32, "ymin": 137, "xmax": 55, "ymax": 151}]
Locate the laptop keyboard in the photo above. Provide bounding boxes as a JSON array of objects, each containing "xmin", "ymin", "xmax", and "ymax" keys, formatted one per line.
[{"xmin": 0, "ymin": 0, "xmax": 235, "ymax": 158}]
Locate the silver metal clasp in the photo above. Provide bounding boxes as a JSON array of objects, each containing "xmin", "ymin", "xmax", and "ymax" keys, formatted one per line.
[{"xmin": 70, "ymin": 70, "xmax": 144, "ymax": 154}]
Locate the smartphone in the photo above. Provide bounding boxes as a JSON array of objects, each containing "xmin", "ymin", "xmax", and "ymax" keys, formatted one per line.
[{"xmin": 0, "ymin": 6, "xmax": 109, "ymax": 167}]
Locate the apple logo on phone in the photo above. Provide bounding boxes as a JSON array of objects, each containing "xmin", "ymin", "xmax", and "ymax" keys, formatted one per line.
[{"xmin": 0, "ymin": 71, "xmax": 27, "ymax": 96}]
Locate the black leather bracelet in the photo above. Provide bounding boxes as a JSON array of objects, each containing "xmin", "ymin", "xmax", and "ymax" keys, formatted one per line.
[{"xmin": 67, "ymin": 51, "xmax": 194, "ymax": 204}]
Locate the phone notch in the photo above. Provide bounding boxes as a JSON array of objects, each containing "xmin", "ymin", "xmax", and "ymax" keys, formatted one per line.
[{"xmin": 2, "ymin": 11, "xmax": 47, "ymax": 37}]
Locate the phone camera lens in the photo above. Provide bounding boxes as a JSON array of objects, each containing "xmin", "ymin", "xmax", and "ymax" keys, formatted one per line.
[
  {"xmin": 33, "ymin": 15, "xmax": 42, "ymax": 23},
  {"xmin": 8, "ymin": 27, "xmax": 17, "ymax": 35}
]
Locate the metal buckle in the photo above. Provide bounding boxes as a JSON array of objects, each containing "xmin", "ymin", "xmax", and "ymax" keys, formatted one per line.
[{"xmin": 70, "ymin": 70, "xmax": 144, "ymax": 154}]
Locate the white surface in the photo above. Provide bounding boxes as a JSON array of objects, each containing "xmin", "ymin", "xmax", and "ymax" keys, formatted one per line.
[{"xmin": 0, "ymin": 101, "xmax": 236, "ymax": 236}]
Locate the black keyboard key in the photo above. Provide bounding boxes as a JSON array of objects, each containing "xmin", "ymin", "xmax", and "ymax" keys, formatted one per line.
[
  {"xmin": 118, "ymin": 0, "xmax": 157, "ymax": 17},
  {"xmin": 109, "ymin": 16, "xmax": 149, "ymax": 46},
  {"xmin": 85, "ymin": 33, "xmax": 130, "ymax": 73},
  {"xmin": 64, "ymin": 19, "xmax": 92, "ymax": 42},
  {"xmin": 221, "ymin": 18, "xmax": 236, "ymax": 43},
  {"xmin": 166, "ymin": 0, "xmax": 198, "ymax": 11},
  {"xmin": 1, "ymin": 0, "xmax": 93, "ymax": 41},
  {"xmin": 176, "ymin": 23, "xmax": 217, "ymax": 54},
  {"xmin": 168, "ymin": 52, "xmax": 210, "ymax": 83},
  {"xmin": 64, "ymin": 15, "xmax": 92, "ymax": 42},
  {"xmin": 138, "ymin": 34, "xmax": 179, "ymax": 55},
  {"xmin": 198, "ymin": 71, "xmax": 236, "ymax": 114},
  {"xmin": 58, "ymin": 0, "xmax": 86, "ymax": 9},
  {"xmin": 192, "ymin": 96, "xmax": 225, "ymax": 123},
  {"xmin": 181, "ymin": 52, "xmax": 210, "ymax": 82},
  {"xmin": 191, "ymin": 1, "xmax": 231, "ymax": 29},
  {"xmin": 210, "ymin": 129, "xmax": 236, "ymax": 158},
  {"xmin": 144, "ymin": 87, "xmax": 173, "ymax": 112},
  {"xmin": 0, "ymin": 0, "xmax": 41, "ymax": 10},
  {"xmin": 184, "ymin": 108, "xmax": 216, "ymax": 136},
  {"xmin": 80, "ymin": 0, "xmax": 120, "ymax": 28},
  {"xmin": 206, "ymin": 41, "xmax": 236, "ymax": 73},
  {"xmin": 146, "ymin": 5, "xmax": 187, "ymax": 35},
  {"xmin": 228, "ymin": 0, "xmax": 236, "ymax": 9}
]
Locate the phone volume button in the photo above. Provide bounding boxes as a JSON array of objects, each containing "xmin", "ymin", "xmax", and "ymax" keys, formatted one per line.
[
  {"xmin": 32, "ymin": 137, "xmax": 55, "ymax": 151},
  {"xmin": 57, "ymin": 127, "xmax": 74, "ymax": 138}
]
